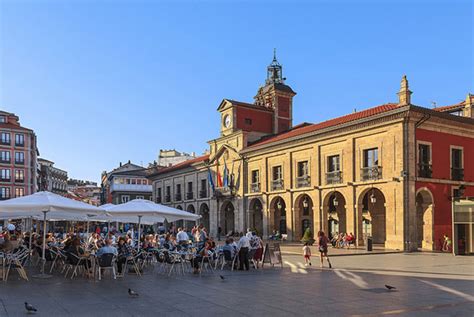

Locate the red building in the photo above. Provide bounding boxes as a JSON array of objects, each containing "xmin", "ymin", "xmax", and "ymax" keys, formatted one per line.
[{"xmin": 0, "ymin": 111, "xmax": 38, "ymax": 199}]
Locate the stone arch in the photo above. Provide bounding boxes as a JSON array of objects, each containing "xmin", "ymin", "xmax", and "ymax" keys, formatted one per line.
[
  {"xmin": 199, "ymin": 203, "xmax": 210, "ymax": 231},
  {"xmin": 294, "ymin": 194, "xmax": 314, "ymax": 240},
  {"xmin": 415, "ymin": 188, "xmax": 435, "ymax": 250},
  {"xmin": 322, "ymin": 191, "xmax": 347, "ymax": 240},
  {"xmin": 269, "ymin": 196, "xmax": 287, "ymax": 235},
  {"xmin": 185, "ymin": 204, "xmax": 196, "ymax": 230},
  {"xmin": 248, "ymin": 198, "xmax": 264, "ymax": 235},
  {"xmin": 220, "ymin": 200, "xmax": 235, "ymax": 235},
  {"xmin": 358, "ymin": 187, "xmax": 386, "ymax": 245}
]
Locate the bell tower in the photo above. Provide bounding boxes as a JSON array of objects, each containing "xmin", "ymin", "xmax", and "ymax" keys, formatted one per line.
[{"xmin": 254, "ymin": 49, "xmax": 296, "ymax": 134}]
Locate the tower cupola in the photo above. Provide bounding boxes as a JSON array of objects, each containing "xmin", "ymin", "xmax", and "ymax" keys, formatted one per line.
[{"xmin": 266, "ymin": 49, "xmax": 285, "ymax": 85}]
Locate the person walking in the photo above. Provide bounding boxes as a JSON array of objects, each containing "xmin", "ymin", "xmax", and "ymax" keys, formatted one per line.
[
  {"xmin": 302, "ymin": 242, "xmax": 312, "ymax": 266},
  {"xmin": 317, "ymin": 231, "xmax": 332, "ymax": 268}
]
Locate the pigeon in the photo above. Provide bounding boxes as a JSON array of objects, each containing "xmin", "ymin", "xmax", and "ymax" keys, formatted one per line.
[
  {"xmin": 24, "ymin": 302, "xmax": 37, "ymax": 313},
  {"xmin": 219, "ymin": 275, "xmax": 225, "ymax": 280},
  {"xmin": 128, "ymin": 288, "xmax": 139, "ymax": 297},
  {"xmin": 385, "ymin": 284, "xmax": 396, "ymax": 290}
]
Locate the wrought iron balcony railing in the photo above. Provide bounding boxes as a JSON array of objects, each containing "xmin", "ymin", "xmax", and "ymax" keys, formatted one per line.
[
  {"xmin": 361, "ymin": 166, "xmax": 382, "ymax": 181},
  {"xmin": 199, "ymin": 190, "xmax": 207, "ymax": 198},
  {"xmin": 326, "ymin": 171, "xmax": 343, "ymax": 184},
  {"xmin": 296, "ymin": 175, "xmax": 311, "ymax": 188},
  {"xmin": 418, "ymin": 163, "xmax": 432, "ymax": 178},
  {"xmin": 451, "ymin": 167, "xmax": 464, "ymax": 181},
  {"xmin": 251, "ymin": 182, "xmax": 260, "ymax": 193},
  {"xmin": 271, "ymin": 179, "xmax": 284, "ymax": 191},
  {"xmin": 186, "ymin": 192, "xmax": 193, "ymax": 200}
]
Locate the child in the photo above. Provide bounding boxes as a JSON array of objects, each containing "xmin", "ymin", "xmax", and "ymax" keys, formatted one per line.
[{"xmin": 303, "ymin": 242, "xmax": 312, "ymax": 266}]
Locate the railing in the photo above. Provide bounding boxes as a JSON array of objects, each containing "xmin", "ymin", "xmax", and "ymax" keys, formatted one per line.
[
  {"xmin": 451, "ymin": 167, "xmax": 464, "ymax": 181},
  {"xmin": 361, "ymin": 166, "xmax": 382, "ymax": 181},
  {"xmin": 15, "ymin": 178, "xmax": 24, "ymax": 183},
  {"xmin": 326, "ymin": 171, "xmax": 342, "ymax": 184},
  {"xmin": 0, "ymin": 140, "xmax": 10, "ymax": 146},
  {"xmin": 0, "ymin": 159, "xmax": 10, "ymax": 164},
  {"xmin": 165, "ymin": 195, "xmax": 171, "ymax": 203},
  {"xmin": 296, "ymin": 175, "xmax": 311, "ymax": 188},
  {"xmin": 199, "ymin": 190, "xmax": 207, "ymax": 198},
  {"xmin": 186, "ymin": 192, "xmax": 193, "ymax": 200},
  {"xmin": 418, "ymin": 163, "xmax": 432, "ymax": 178},
  {"xmin": 15, "ymin": 160, "xmax": 24, "ymax": 165},
  {"xmin": 175, "ymin": 193, "xmax": 182, "ymax": 201},
  {"xmin": 156, "ymin": 196, "xmax": 162, "ymax": 203},
  {"xmin": 15, "ymin": 142, "xmax": 24, "ymax": 147},
  {"xmin": 0, "ymin": 178, "xmax": 11, "ymax": 182},
  {"xmin": 251, "ymin": 182, "xmax": 260, "ymax": 193},
  {"xmin": 271, "ymin": 179, "xmax": 284, "ymax": 191}
]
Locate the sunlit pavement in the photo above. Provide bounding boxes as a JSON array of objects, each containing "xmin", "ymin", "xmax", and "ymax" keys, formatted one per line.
[{"xmin": 0, "ymin": 253, "xmax": 473, "ymax": 316}]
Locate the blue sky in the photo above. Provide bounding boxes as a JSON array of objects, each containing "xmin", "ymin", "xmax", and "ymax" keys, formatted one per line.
[{"xmin": 1, "ymin": 0, "xmax": 472, "ymax": 183}]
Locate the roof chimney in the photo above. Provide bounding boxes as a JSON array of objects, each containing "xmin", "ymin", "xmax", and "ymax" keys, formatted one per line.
[
  {"xmin": 464, "ymin": 93, "xmax": 473, "ymax": 118},
  {"xmin": 119, "ymin": 162, "xmax": 122, "ymax": 167},
  {"xmin": 397, "ymin": 75, "xmax": 412, "ymax": 106}
]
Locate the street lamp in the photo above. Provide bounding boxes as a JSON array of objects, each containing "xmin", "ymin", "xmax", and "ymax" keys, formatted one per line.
[
  {"xmin": 333, "ymin": 195, "xmax": 339, "ymax": 207},
  {"xmin": 277, "ymin": 199, "xmax": 282, "ymax": 211},
  {"xmin": 370, "ymin": 191, "xmax": 377, "ymax": 204},
  {"xmin": 303, "ymin": 197, "xmax": 309, "ymax": 209}
]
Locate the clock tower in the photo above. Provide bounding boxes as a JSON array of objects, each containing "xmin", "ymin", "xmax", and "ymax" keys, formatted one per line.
[{"xmin": 254, "ymin": 49, "xmax": 296, "ymax": 134}]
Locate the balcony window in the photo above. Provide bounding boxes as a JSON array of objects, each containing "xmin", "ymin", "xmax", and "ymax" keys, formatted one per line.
[
  {"xmin": 271, "ymin": 166, "xmax": 283, "ymax": 191},
  {"xmin": 361, "ymin": 148, "xmax": 382, "ymax": 181},
  {"xmin": 186, "ymin": 181, "xmax": 193, "ymax": 199},
  {"xmin": 451, "ymin": 148, "xmax": 464, "ymax": 181},
  {"xmin": 199, "ymin": 179, "xmax": 207, "ymax": 198},
  {"xmin": 121, "ymin": 195, "xmax": 130, "ymax": 203},
  {"xmin": 296, "ymin": 161, "xmax": 310, "ymax": 188},
  {"xmin": 15, "ymin": 187, "xmax": 24, "ymax": 198},
  {"xmin": 165, "ymin": 186, "xmax": 171, "ymax": 202},
  {"xmin": 15, "ymin": 170, "xmax": 24, "ymax": 182},
  {"xmin": 0, "ymin": 116, "xmax": 5, "ymax": 123},
  {"xmin": 251, "ymin": 170, "xmax": 260, "ymax": 192},
  {"xmin": 1, "ymin": 169, "xmax": 11, "ymax": 181},
  {"xmin": 1, "ymin": 133, "xmax": 10, "ymax": 145},
  {"xmin": 0, "ymin": 187, "xmax": 10, "ymax": 200},
  {"xmin": 15, "ymin": 134, "xmax": 24, "ymax": 146},
  {"xmin": 0, "ymin": 151, "xmax": 10, "ymax": 163},
  {"xmin": 418, "ymin": 144, "xmax": 432, "ymax": 178},
  {"xmin": 156, "ymin": 188, "xmax": 162, "ymax": 203},
  {"xmin": 175, "ymin": 184, "xmax": 182, "ymax": 201}
]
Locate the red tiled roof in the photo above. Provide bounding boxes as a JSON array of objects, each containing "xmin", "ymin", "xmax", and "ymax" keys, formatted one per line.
[
  {"xmin": 433, "ymin": 101, "xmax": 465, "ymax": 112},
  {"xmin": 246, "ymin": 103, "xmax": 400, "ymax": 149},
  {"xmin": 153, "ymin": 154, "xmax": 210, "ymax": 175}
]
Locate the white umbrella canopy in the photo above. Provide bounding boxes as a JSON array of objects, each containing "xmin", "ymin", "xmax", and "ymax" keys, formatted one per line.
[
  {"xmin": 104, "ymin": 199, "xmax": 200, "ymax": 222},
  {"xmin": 0, "ymin": 191, "xmax": 105, "ymax": 220}
]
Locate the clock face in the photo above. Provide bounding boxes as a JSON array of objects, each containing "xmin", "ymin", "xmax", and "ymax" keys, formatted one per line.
[{"xmin": 224, "ymin": 115, "xmax": 231, "ymax": 128}]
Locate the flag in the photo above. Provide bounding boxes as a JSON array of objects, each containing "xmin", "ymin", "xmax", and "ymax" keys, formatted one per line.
[
  {"xmin": 235, "ymin": 161, "xmax": 242, "ymax": 190},
  {"xmin": 207, "ymin": 168, "xmax": 215, "ymax": 192},
  {"xmin": 230, "ymin": 160, "xmax": 235, "ymax": 188},
  {"xmin": 216, "ymin": 164, "xmax": 223, "ymax": 188},
  {"xmin": 223, "ymin": 157, "xmax": 228, "ymax": 188}
]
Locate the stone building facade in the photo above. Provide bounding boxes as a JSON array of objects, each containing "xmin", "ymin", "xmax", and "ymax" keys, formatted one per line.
[
  {"xmin": 37, "ymin": 158, "xmax": 68, "ymax": 195},
  {"xmin": 148, "ymin": 55, "xmax": 474, "ymax": 251}
]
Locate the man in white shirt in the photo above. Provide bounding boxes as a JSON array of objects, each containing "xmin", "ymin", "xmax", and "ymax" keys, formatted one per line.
[
  {"xmin": 237, "ymin": 232, "xmax": 251, "ymax": 270},
  {"xmin": 246, "ymin": 228, "xmax": 253, "ymax": 239},
  {"xmin": 176, "ymin": 227, "xmax": 189, "ymax": 246}
]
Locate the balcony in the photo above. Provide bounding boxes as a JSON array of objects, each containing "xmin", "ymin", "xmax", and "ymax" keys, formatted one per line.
[
  {"xmin": 296, "ymin": 175, "xmax": 311, "ymax": 188},
  {"xmin": 271, "ymin": 179, "xmax": 284, "ymax": 191},
  {"xmin": 326, "ymin": 171, "xmax": 342, "ymax": 184},
  {"xmin": 15, "ymin": 178, "xmax": 24, "ymax": 183},
  {"xmin": 0, "ymin": 178, "xmax": 11, "ymax": 182},
  {"xmin": 361, "ymin": 166, "xmax": 382, "ymax": 181},
  {"xmin": 110, "ymin": 183, "xmax": 152, "ymax": 193},
  {"xmin": 156, "ymin": 196, "xmax": 162, "ymax": 203},
  {"xmin": 251, "ymin": 182, "xmax": 260, "ymax": 193},
  {"xmin": 0, "ymin": 159, "xmax": 10, "ymax": 164},
  {"xmin": 451, "ymin": 167, "xmax": 464, "ymax": 181},
  {"xmin": 418, "ymin": 163, "xmax": 432, "ymax": 178},
  {"xmin": 15, "ymin": 142, "xmax": 24, "ymax": 147},
  {"xmin": 0, "ymin": 140, "xmax": 10, "ymax": 146},
  {"xmin": 15, "ymin": 160, "xmax": 24, "ymax": 165},
  {"xmin": 175, "ymin": 193, "xmax": 182, "ymax": 201},
  {"xmin": 199, "ymin": 190, "xmax": 207, "ymax": 198},
  {"xmin": 165, "ymin": 195, "xmax": 171, "ymax": 203},
  {"xmin": 186, "ymin": 192, "xmax": 194, "ymax": 200}
]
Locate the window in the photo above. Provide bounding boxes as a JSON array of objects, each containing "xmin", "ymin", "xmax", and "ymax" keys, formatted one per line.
[
  {"xmin": 131, "ymin": 178, "xmax": 136, "ymax": 185},
  {"xmin": 244, "ymin": 118, "xmax": 252, "ymax": 125},
  {"xmin": 451, "ymin": 148, "xmax": 463, "ymax": 181},
  {"xmin": 121, "ymin": 195, "xmax": 130, "ymax": 203},
  {"xmin": 418, "ymin": 144, "xmax": 432, "ymax": 178},
  {"xmin": 165, "ymin": 186, "xmax": 171, "ymax": 202},
  {"xmin": 361, "ymin": 148, "xmax": 382, "ymax": 180},
  {"xmin": 0, "ymin": 151, "xmax": 10, "ymax": 163},
  {"xmin": 15, "ymin": 170, "xmax": 24, "ymax": 182},
  {"xmin": 176, "ymin": 184, "xmax": 181, "ymax": 194},
  {"xmin": 297, "ymin": 161, "xmax": 309, "ymax": 177},
  {"xmin": 251, "ymin": 170, "xmax": 260, "ymax": 184},
  {"xmin": 0, "ymin": 116, "xmax": 6, "ymax": 123},
  {"xmin": 187, "ymin": 181, "xmax": 193, "ymax": 193},
  {"xmin": 15, "ymin": 134, "xmax": 24, "ymax": 146},
  {"xmin": 328, "ymin": 155, "xmax": 340, "ymax": 172},
  {"xmin": 1, "ymin": 132, "xmax": 10, "ymax": 145},
  {"xmin": 1, "ymin": 169, "xmax": 10, "ymax": 180},
  {"xmin": 156, "ymin": 188, "xmax": 162, "ymax": 203},
  {"xmin": 15, "ymin": 187, "xmax": 24, "ymax": 198},
  {"xmin": 15, "ymin": 152, "xmax": 24, "ymax": 164},
  {"xmin": 136, "ymin": 195, "xmax": 144, "ymax": 199},
  {"xmin": 0, "ymin": 187, "xmax": 10, "ymax": 199},
  {"xmin": 363, "ymin": 148, "xmax": 378, "ymax": 167},
  {"xmin": 200, "ymin": 179, "xmax": 207, "ymax": 198},
  {"xmin": 272, "ymin": 165, "xmax": 283, "ymax": 180}
]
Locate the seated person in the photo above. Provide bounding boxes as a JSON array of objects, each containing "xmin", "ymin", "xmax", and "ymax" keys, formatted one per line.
[
  {"xmin": 222, "ymin": 238, "xmax": 235, "ymax": 259},
  {"xmin": 191, "ymin": 241, "xmax": 213, "ymax": 274},
  {"xmin": 96, "ymin": 239, "xmax": 118, "ymax": 257},
  {"xmin": 116, "ymin": 237, "xmax": 132, "ymax": 277},
  {"xmin": 0, "ymin": 233, "xmax": 15, "ymax": 253}
]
